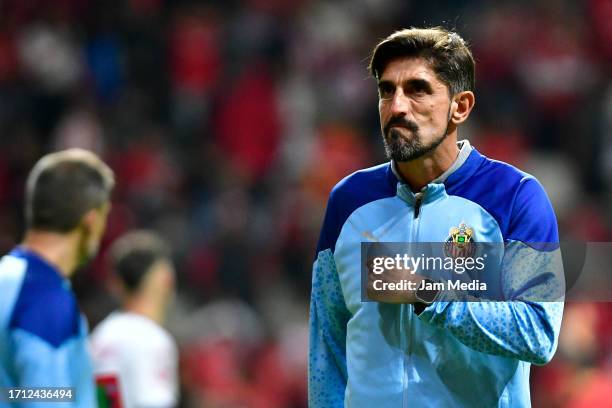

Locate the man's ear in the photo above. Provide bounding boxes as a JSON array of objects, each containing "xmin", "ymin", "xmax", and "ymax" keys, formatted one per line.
[
  {"xmin": 80, "ymin": 208, "xmax": 99, "ymax": 232},
  {"xmin": 108, "ymin": 273, "xmax": 128, "ymax": 298},
  {"xmin": 450, "ymin": 91, "xmax": 475, "ymax": 125},
  {"xmin": 80, "ymin": 203, "xmax": 111, "ymax": 231}
]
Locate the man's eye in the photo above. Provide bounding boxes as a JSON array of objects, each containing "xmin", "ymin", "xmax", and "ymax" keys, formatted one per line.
[
  {"xmin": 411, "ymin": 86, "xmax": 427, "ymax": 95},
  {"xmin": 410, "ymin": 83, "xmax": 432, "ymax": 96},
  {"xmin": 379, "ymin": 87, "xmax": 393, "ymax": 98}
]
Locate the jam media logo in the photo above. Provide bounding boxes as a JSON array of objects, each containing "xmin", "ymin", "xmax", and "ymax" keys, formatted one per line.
[{"xmin": 444, "ymin": 222, "xmax": 475, "ymax": 258}]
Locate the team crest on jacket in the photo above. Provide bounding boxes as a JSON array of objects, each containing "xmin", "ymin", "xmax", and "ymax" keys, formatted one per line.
[{"xmin": 444, "ymin": 222, "xmax": 475, "ymax": 258}]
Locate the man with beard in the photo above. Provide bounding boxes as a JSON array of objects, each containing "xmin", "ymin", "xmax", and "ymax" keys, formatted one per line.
[
  {"xmin": 0, "ymin": 149, "xmax": 114, "ymax": 407},
  {"xmin": 309, "ymin": 27, "xmax": 563, "ymax": 407}
]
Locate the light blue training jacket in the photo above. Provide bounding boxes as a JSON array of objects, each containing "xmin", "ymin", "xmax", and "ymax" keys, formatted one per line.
[
  {"xmin": 0, "ymin": 247, "xmax": 96, "ymax": 408},
  {"xmin": 309, "ymin": 141, "xmax": 564, "ymax": 407}
]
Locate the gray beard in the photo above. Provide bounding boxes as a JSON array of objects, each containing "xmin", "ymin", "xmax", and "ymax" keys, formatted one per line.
[
  {"xmin": 383, "ymin": 121, "xmax": 450, "ymax": 162},
  {"xmin": 383, "ymin": 105, "xmax": 452, "ymax": 162}
]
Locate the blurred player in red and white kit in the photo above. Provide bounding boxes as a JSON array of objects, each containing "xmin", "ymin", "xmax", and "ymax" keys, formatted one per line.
[{"xmin": 91, "ymin": 231, "xmax": 178, "ymax": 408}]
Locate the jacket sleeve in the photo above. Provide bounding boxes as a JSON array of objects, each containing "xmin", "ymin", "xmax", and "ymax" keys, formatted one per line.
[
  {"xmin": 9, "ymin": 295, "xmax": 96, "ymax": 408},
  {"xmin": 11, "ymin": 326, "xmax": 96, "ymax": 407},
  {"xmin": 309, "ymin": 192, "xmax": 351, "ymax": 407},
  {"xmin": 417, "ymin": 178, "xmax": 564, "ymax": 365},
  {"xmin": 417, "ymin": 290, "xmax": 563, "ymax": 364},
  {"xmin": 12, "ymin": 328, "xmax": 74, "ymax": 386}
]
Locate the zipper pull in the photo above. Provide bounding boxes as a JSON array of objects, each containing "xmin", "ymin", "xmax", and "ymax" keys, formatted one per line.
[{"xmin": 414, "ymin": 192, "xmax": 423, "ymax": 218}]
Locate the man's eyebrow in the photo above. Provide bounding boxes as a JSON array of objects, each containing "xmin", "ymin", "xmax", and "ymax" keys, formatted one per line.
[
  {"xmin": 377, "ymin": 79, "xmax": 394, "ymax": 88},
  {"xmin": 377, "ymin": 78, "xmax": 434, "ymax": 92},
  {"xmin": 404, "ymin": 78, "xmax": 433, "ymax": 92}
]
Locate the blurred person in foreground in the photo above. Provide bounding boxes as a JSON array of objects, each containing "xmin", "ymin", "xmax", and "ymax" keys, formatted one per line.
[
  {"xmin": 309, "ymin": 27, "xmax": 564, "ymax": 407},
  {"xmin": 91, "ymin": 231, "xmax": 178, "ymax": 408},
  {"xmin": 0, "ymin": 149, "xmax": 114, "ymax": 407}
]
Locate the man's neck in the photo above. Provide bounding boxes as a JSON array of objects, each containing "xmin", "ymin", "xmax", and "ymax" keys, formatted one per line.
[
  {"xmin": 21, "ymin": 230, "xmax": 79, "ymax": 278},
  {"xmin": 124, "ymin": 296, "xmax": 166, "ymax": 325},
  {"xmin": 396, "ymin": 134, "xmax": 460, "ymax": 191}
]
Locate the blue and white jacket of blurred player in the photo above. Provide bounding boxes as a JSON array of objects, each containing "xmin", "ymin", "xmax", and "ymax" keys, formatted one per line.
[
  {"xmin": 309, "ymin": 140, "xmax": 564, "ymax": 408},
  {"xmin": 0, "ymin": 247, "xmax": 95, "ymax": 408}
]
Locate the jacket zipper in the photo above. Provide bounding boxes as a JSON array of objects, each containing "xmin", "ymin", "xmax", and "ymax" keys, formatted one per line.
[
  {"xmin": 414, "ymin": 192, "xmax": 423, "ymax": 219},
  {"xmin": 404, "ymin": 190, "xmax": 424, "ymax": 408},
  {"xmin": 400, "ymin": 302, "xmax": 408, "ymax": 408}
]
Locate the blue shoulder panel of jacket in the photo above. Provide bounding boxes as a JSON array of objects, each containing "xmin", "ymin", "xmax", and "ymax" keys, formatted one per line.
[
  {"xmin": 8, "ymin": 248, "xmax": 81, "ymax": 348},
  {"xmin": 444, "ymin": 149, "xmax": 559, "ymax": 244},
  {"xmin": 316, "ymin": 163, "xmax": 397, "ymax": 255}
]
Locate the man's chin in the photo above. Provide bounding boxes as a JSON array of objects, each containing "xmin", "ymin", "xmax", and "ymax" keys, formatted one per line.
[
  {"xmin": 384, "ymin": 139, "xmax": 418, "ymax": 161},
  {"xmin": 386, "ymin": 141, "xmax": 429, "ymax": 162},
  {"xmin": 388, "ymin": 150, "xmax": 418, "ymax": 163},
  {"xmin": 391, "ymin": 154, "xmax": 421, "ymax": 163}
]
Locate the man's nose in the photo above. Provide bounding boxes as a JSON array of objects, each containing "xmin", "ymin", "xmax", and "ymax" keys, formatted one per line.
[{"xmin": 390, "ymin": 90, "xmax": 409, "ymax": 116}]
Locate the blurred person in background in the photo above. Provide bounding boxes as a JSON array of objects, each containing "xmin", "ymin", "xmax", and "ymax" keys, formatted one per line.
[
  {"xmin": 309, "ymin": 27, "xmax": 563, "ymax": 407},
  {"xmin": 91, "ymin": 230, "xmax": 178, "ymax": 408},
  {"xmin": 0, "ymin": 148, "xmax": 114, "ymax": 407}
]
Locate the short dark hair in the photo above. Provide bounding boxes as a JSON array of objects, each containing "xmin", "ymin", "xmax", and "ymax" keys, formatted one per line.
[
  {"xmin": 25, "ymin": 148, "xmax": 115, "ymax": 232},
  {"xmin": 368, "ymin": 27, "xmax": 475, "ymax": 96},
  {"xmin": 110, "ymin": 230, "xmax": 171, "ymax": 293}
]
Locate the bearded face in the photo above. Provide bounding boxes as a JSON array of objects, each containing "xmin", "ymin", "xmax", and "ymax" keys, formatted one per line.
[{"xmin": 378, "ymin": 57, "xmax": 453, "ymax": 162}]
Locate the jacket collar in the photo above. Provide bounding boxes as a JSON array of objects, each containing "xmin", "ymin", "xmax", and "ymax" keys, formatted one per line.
[{"xmin": 390, "ymin": 139, "xmax": 474, "ymax": 188}]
